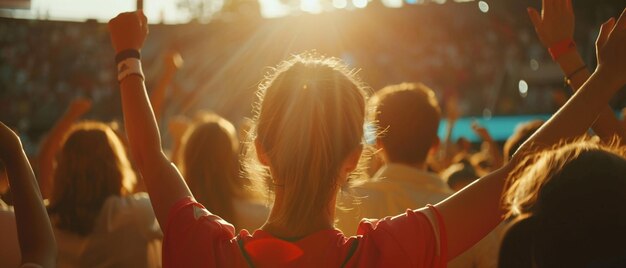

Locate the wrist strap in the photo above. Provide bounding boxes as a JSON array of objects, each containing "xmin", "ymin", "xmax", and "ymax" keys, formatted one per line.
[
  {"xmin": 548, "ymin": 39, "xmax": 576, "ymax": 61},
  {"xmin": 117, "ymin": 58, "xmax": 144, "ymax": 82},
  {"xmin": 564, "ymin": 64, "xmax": 588, "ymax": 86},
  {"xmin": 115, "ymin": 49, "xmax": 141, "ymax": 65}
]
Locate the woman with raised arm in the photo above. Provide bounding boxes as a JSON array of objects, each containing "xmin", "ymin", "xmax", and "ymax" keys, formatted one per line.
[
  {"xmin": 108, "ymin": 7, "xmax": 626, "ymax": 267},
  {"xmin": 527, "ymin": 0, "xmax": 626, "ymax": 141},
  {"xmin": 491, "ymin": 2, "xmax": 626, "ymax": 266},
  {"xmin": 0, "ymin": 122, "xmax": 56, "ymax": 268}
]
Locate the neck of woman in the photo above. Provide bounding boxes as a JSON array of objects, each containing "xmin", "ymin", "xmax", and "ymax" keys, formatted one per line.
[{"xmin": 261, "ymin": 188, "xmax": 337, "ymax": 240}]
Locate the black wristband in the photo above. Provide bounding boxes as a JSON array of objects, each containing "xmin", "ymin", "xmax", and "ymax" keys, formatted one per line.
[{"xmin": 115, "ymin": 49, "xmax": 141, "ymax": 65}]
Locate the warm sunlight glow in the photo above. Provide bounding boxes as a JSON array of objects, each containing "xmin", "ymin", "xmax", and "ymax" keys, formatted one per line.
[
  {"xmin": 11, "ymin": 0, "xmax": 482, "ymax": 22},
  {"xmin": 300, "ymin": 0, "xmax": 322, "ymax": 14},
  {"xmin": 259, "ymin": 0, "xmax": 290, "ymax": 18},
  {"xmin": 353, "ymin": 0, "xmax": 367, "ymax": 9},
  {"xmin": 381, "ymin": 0, "xmax": 403, "ymax": 8},
  {"xmin": 332, "ymin": 0, "xmax": 348, "ymax": 9}
]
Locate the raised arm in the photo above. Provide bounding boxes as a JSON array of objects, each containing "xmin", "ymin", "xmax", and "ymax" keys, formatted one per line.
[
  {"xmin": 167, "ymin": 115, "xmax": 192, "ymax": 164},
  {"xmin": 38, "ymin": 98, "xmax": 91, "ymax": 198},
  {"xmin": 440, "ymin": 96, "xmax": 461, "ymax": 168},
  {"xmin": 528, "ymin": 0, "xmax": 626, "ymax": 141},
  {"xmin": 0, "ymin": 122, "xmax": 56, "ymax": 267},
  {"xmin": 150, "ymin": 51, "xmax": 183, "ymax": 123},
  {"xmin": 434, "ymin": 9, "xmax": 626, "ymax": 260},
  {"xmin": 471, "ymin": 121, "xmax": 503, "ymax": 169},
  {"xmin": 108, "ymin": 11, "xmax": 192, "ymax": 230}
]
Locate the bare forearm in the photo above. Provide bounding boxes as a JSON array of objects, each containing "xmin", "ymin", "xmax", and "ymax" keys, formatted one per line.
[
  {"xmin": 120, "ymin": 75, "xmax": 164, "ymax": 167},
  {"xmin": 436, "ymin": 165, "xmax": 510, "ymax": 260},
  {"xmin": 38, "ymin": 109, "xmax": 83, "ymax": 198},
  {"xmin": 556, "ymin": 51, "xmax": 625, "ymax": 141},
  {"xmin": 119, "ymin": 74, "xmax": 192, "ymax": 228},
  {"xmin": 150, "ymin": 69, "xmax": 176, "ymax": 122},
  {"xmin": 440, "ymin": 69, "xmax": 621, "ymax": 260},
  {"xmin": 443, "ymin": 121, "xmax": 456, "ymax": 163},
  {"xmin": 7, "ymin": 148, "xmax": 56, "ymax": 267},
  {"xmin": 484, "ymin": 139, "xmax": 503, "ymax": 169},
  {"xmin": 518, "ymin": 71, "xmax": 620, "ymax": 157}
]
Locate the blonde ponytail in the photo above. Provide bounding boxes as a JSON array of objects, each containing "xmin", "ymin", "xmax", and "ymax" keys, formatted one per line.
[{"xmin": 244, "ymin": 54, "xmax": 369, "ymax": 233}]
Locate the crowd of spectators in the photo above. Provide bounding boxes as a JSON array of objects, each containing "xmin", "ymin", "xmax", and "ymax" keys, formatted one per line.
[
  {"xmin": 2, "ymin": 2, "xmax": 623, "ymax": 155},
  {"xmin": 3, "ymin": 0, "xmax": 626, "ymax": 267}
]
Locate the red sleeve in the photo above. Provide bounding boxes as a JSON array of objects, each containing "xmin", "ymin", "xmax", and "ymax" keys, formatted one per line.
[
  {"xmin": 355, "ymin": 208, "xmax": 447, "ymax": 268},
  {"xmin": 162, "ymin": 196, "xmax": 238, "ymax": 268}
]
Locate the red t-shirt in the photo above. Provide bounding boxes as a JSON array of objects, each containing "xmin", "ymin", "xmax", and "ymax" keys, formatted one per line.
[{"xmin": 163, "ymin": 197, "xmax": 447, "ymax": 267}]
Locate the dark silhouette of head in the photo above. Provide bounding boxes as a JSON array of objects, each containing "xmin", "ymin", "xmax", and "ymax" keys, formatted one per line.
[
  {"xmin": 500, "ymin": 139, "xmax": 626, "ymax": 267},
  {"xmin": 49, "ymin": 121, "xmax": 135, "ymax": 236},
  {"xmin": 371, "ymin": 83, "xmax": 441, "ymax": 166}
]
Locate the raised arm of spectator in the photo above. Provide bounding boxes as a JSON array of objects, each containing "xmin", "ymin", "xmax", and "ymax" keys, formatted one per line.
[
  {"xmin": 37, "ymin": 98, "xmax": 91, "ymax": 198},
  {"xmin": 108, "ymin": 11, "xmax": 192, "ymax": 230},
  {"xmin": 150, "ymin": 51, "xmax": 182, "ymax": 123},
  {"xmin": 528, "ymin": 0, "xmax": 626, "ymax": 141},
  {"xmin": 167, "ymin": 115, "xmax": 192, "ymax": 165},
  {"xmin": 440, "ymin": 96, "xmax": 460, "ymax": 168},
  {"xmin": 471, "ymin": 121, "xmax": 503, "ymax": 169},
  {"xmin": 1, "ymin": 122, "xmax": 57, "ymax": 268},
  {"xmin": 434, "ymin": 10, "xmax": 626, "ymax": 260}
]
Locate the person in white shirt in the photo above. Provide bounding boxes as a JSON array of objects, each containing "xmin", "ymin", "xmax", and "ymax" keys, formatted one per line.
[
  {"xmin": 336, "ymin": 83, "xmax": 500, "ymax": 267},
  {"xmin": 47, "ymin": 121, "xmax": 162, "ymax": 268}
]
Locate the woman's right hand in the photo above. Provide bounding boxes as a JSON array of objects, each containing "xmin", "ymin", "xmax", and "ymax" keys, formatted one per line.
[
  {"xmin": 527, "ymin": 0, "xmax": 575, "ymax": 48},
  {"xmin": 595, "ymin": 9, "xmax": 626, "ymax": 89},
  {"xmin": 108, "ymin": 11, "xmax": 148, "ymax": 53}
]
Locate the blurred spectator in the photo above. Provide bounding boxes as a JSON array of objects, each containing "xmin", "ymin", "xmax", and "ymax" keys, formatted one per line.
[
  {"xmin": 501, "ymin": 140, "xmax": 626, "ymax": 267},
  {"xmin": 47, "ymin": 121, "xmax": 162, "ymax": 268},
  {"xmin": 177, "ymin": 113, "xmax": 268, "ymax": 231},
  {"xmin": 336, "ymin": 82, "xmax": 500, "ymax": 267},
  {"xmin": 503, "ymin": 120, "xmax": 544, "ymax": 162}
]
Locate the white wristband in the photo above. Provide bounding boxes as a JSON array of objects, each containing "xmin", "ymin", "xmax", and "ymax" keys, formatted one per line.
[{"xmin": 117, "ymin": 58, "xmax": 144, "ymax": 82}]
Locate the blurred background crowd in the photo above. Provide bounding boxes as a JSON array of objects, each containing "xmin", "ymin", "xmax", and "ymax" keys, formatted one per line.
[{"xmin": 1, "ymin": 0, "xmax": 625, "ymax": 156}]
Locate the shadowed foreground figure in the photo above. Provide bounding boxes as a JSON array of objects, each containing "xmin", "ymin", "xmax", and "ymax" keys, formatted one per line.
[{"xmin": 500, "ymin": 140, "xmax": 626, "ymax": 267}]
